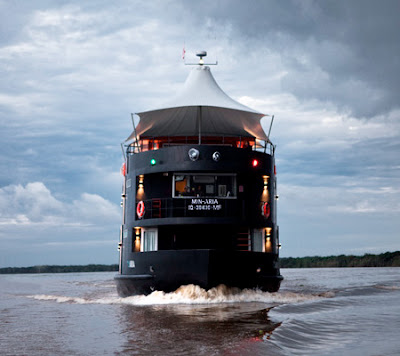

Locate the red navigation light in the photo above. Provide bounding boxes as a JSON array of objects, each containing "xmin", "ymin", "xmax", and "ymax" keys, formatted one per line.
[{"xmin": 252, "ymin": 159, "xmax": 259, "ymax": 167}]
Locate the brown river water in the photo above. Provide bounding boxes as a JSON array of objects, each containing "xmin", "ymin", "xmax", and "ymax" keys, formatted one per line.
[{"xmin": 1, "ymin": 267, "xmax": 399, "ymax": 355}]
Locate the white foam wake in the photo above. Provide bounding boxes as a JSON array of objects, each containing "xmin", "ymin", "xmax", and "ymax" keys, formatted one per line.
[{"xmin": 28, "ymin": 284, "xmax": 324, "ymax": 306}]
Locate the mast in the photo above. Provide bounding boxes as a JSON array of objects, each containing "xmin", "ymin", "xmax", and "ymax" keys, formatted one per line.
[
  {"xmin": 195, "ymin": 51, "xmax": 206, "ymax": 145},
  {"xmin": 198, "ymin": 106, "xmax": 202, "ymax": 144},
  {"xmin": 188, "ymin": 51, "xmax": 216, "ymax": 145}
]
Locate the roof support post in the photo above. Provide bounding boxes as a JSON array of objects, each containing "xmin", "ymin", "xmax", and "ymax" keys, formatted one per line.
[
  {"xmin": 267, "ymin": 115, "xmax": 275, "ymax": 140},
  {"xmin": 131, "ymin": 113, "xmax": 141, "ymax": 153},
  {"xmin": 120, "ymin": 142, "xmax": 126, "ymax": 160},
  {"xmin": 198, "ymin": 106, "xmax": 202, "ymax": 145}
]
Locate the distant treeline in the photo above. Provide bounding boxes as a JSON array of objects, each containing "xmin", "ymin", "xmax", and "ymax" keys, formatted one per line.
[
  {"xmin": 280, "ymin": 251, "xmax": 400, "ymax": 268},
  {"xmin": 0, "ymin": 264, "xmax": 118, "ymax": 274},
  {"xmin": 1, "ymin": 252, "xmax": 399, "ymax": 274}
]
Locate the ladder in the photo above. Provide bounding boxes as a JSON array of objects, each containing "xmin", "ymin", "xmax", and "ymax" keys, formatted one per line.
[
  {"xmin": 152, "ymin": 199, "xmax": 162, "ymax": 218},
  {"xmin": 236, "ymin": 228, "xmax": 250, "ymax": 251}
]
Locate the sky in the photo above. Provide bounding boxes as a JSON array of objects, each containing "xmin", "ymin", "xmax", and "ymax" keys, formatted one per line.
[{"xmin": 1, "ymin": 0, "xmax": 399, "ymax": 267}]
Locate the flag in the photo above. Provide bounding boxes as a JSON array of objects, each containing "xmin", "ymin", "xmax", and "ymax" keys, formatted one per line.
[{"xmin": 182, "ymin": 45, "xmax": 186, "ymax": 60}]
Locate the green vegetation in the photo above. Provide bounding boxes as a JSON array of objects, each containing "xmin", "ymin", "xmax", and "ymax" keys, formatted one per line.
[
  {"xmin": 0, "ymin": 264, "xmax": 118, "ymax": 274},
  {"xmin": 280, "ymin": 251, "xmax": 400, "ymax": 268},
  {"xmin": 0, "ymin": 251, "xmax": 399, "ymax": 274}
]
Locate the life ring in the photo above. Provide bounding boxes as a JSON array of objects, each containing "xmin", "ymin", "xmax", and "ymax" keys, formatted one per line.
[
  {"xmin": 262, "ymin": 202, "xmax": 270, "ymax": 219},
  {"xmin": 136, "ymin": 201, "xmax": 145, "ymax": 219},
  {"xmin": 120, "ymin": 162, "xmax": 126, "ymax": 176}
]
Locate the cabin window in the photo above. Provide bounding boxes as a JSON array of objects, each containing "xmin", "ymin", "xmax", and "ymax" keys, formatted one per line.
[
  {"xmin": 173, "ymin": 173, "xmax": 236, "ymax": 198},
  {"xmin": 251, "ymin": 229, "xmax": 265, "ymax": 252},
  {"xmin": 141, "ymin": 228, "xmax": 158, "ymax": 252}
]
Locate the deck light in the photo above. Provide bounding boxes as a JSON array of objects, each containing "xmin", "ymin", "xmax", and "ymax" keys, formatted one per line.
[
  {"xmin": 138, "ymin": 175, "xmax": 144, "ymax": 188},
  {"xmin": 265, "ymin": 228, "xmax": 272, "ymax": 253},
  {"xmin": 263, "ymin": 175, "xmax": 270, "ymax": 187},
  {"xmin": 188, "ymin": 148, "xmax": 200, "ymax": 161},
  {"xmin": 134, "ymin": 227, "xmax": 141, "ymax": 252},
  {"xmin": 212, "ymin": 151, "xmax": 221, "ymax": 162}
]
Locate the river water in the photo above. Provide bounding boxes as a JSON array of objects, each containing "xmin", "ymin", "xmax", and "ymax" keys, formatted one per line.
[{"xmin": 1, "ymin": 268, "xmax": 399, "ymax": 355}]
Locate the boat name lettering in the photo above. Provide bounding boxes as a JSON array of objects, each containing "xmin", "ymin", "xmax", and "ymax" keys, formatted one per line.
[
  {"xmin": 188, "ymin": 198, "xmax": 222, "ymax": 211},
  {"xmin": 191, "ymin": 199, "xmax": 219, "ymax": 205}
]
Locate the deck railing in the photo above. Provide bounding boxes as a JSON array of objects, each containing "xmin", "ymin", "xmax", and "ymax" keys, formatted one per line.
[
  {"xmin": 126, "ymin": 136, "xmax": 275, "ymax": 156},
  {"xmin": 136, "ymin": 197, "xmax": 241, "ymax": 220}
]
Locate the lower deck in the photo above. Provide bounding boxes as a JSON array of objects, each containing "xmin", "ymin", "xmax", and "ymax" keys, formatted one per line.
[
  {"xmin": 115, "ymin": 249, "xmax": 283, "ymax": 296},
  {"xmin": 127, "ymin": 224, "xmax": 279, "ymax": 254}
]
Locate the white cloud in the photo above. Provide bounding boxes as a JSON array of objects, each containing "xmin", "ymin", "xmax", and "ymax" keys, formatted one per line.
[
  {"xmin": 279, "ymin": 175, "xmax": 400, "ymax": 217},
  {"xmin": 72, "ymin": 192, "xmax": 120, "ymax": 223},
  {"xmin": 0, "ymin": 182, "xmax": 120, "ymax": 228},
  {"xmin": 1, "ymin": 1, "xmax": 399, "ymax": 265}
]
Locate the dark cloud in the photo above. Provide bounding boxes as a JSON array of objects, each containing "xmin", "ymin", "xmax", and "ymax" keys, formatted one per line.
[
  {"xmin": 184, "ymin": 0, "xmax": 400, "ymax": 118},
  {"xmin": 1, "ymin": 1, "xmax": 399, "ymax": 266}
]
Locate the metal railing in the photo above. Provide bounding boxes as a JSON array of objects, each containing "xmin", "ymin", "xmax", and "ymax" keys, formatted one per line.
[
  {"xmin": 126, "ymin": 137, "xmax": 275, "ymax": 155},
  {"xmin": 136, "ymin": 197, "xmax": 241, "ymax": 220}
]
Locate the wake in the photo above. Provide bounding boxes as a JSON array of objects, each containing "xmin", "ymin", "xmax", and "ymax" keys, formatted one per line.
[{"xmin": 28, "ymin": 284, "xmax": 328, "ymax": 306}]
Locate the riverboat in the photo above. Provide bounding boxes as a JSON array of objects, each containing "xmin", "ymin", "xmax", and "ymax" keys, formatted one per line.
[{"xmin": 115, "ymin": 51, "xmax": 283, "ymax": 296}]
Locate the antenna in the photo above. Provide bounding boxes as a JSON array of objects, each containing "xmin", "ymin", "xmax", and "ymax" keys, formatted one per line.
[
  {"xmin": 267, "ymin": 115, "xmax": 275, "ymax": 139},
  {"xmin": 185, "ymin": 50, "xmax": 218, "ymax": 66},
  {"xmin": 120, "ymin": 142, "xmax": 126, "ymax": 161}
]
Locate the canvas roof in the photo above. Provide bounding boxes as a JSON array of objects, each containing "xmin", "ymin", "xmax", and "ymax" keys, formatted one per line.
[{"xmin": 127, "ymin": 65, "xmax": 269, "ymax": 141}]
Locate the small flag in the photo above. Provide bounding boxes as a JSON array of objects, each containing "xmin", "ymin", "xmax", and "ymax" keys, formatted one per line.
[{"xmin": 182, "ymin": 45, "xmax": 186, "ymax": 60}]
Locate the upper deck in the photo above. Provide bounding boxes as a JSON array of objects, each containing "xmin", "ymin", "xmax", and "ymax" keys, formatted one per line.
[
  {"xmin": 125, "ymin": 52, "xmax": 274, "ymax": 153},
  {"xmin": 126, "ymin": 135, "xmax": 275, "ymax": 156}
]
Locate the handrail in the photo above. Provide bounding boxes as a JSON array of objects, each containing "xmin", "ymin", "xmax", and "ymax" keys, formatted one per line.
[
  {"xmin": 135, "ymin": 197, "xmax": 240, "ymax": 220},
  {"xmin": 126, "ymin": 136, "xmax": 275, "ymax": 155}
]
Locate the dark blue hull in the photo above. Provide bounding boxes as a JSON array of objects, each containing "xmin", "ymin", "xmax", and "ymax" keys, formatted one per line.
[{"xmin": 115, "ymin": 249, "xmax": 283, "ymax": 296}]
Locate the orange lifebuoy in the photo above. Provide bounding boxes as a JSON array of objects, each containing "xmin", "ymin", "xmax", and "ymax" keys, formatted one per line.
[
  {"xmin": 262, "ymin": 202, "xmax": 270, "ymax": 219},
  {"xmin": 136, "ymin": 201, "xmax": 145, "ymax": 218},
  {"xmin": 120, "ymin": 162, "xmax": 126, "ymax": 176}
]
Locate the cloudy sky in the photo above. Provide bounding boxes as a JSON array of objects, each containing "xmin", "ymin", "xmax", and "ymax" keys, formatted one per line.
[{"xmin": 1, "ymin": 0, "xmax": 399, "ymax": 267}]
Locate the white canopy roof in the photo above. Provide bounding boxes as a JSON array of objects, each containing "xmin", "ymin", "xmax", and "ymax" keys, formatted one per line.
[{"xmin": 127, "ymin": 65, "xmax": 269, "ymax": 141}]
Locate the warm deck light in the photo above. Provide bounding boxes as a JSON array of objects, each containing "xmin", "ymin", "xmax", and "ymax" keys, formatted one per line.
[
  {"xmin": 134, "ymin": 227, "xmax": 141, "ymax": 252},
  {"xmin": 265, "ymin": 228, "xmax": 272, "ymax": 253},
  {"xmin": 263, "ymin": 175, "xmax": 270, "ymax": 187},
  {"xmin": 134, "ymin": 237, "xmax": 141, "ymax": 252},
  {"xmin": 138, "ymin": 174, "xmax": 144, "ymax": 188}
]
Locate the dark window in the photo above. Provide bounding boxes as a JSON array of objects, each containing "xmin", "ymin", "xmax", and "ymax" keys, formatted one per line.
[{"xmin": 173, "ymin": 174, "xmax": 237, "ymax": 198}]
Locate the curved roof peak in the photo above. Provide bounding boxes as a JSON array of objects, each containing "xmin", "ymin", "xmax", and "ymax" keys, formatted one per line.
[
  {"xmin": 159, "ymin": 65, "xmax": 262, "ymax": 114},
  {"xmin": 129, "ymin": 62, "xmax": 269, "ymax": 141}
]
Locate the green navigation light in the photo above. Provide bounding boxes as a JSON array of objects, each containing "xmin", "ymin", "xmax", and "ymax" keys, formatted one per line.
[{"xmin": 150, "ymin": 158, "xmax": 157, "ymax": 166}]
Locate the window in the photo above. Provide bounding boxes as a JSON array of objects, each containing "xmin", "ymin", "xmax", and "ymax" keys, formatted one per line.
[
  {"xmin": 141, "ymin": 228, "xmax": 158, "ymax": 252},
  {"xmin": 252, "ymin": 229, "xmax": 264, "ymax": 252},
  {"xmin": 173, "ymin": 174, "xmax": 237, "ymax": 198}
]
